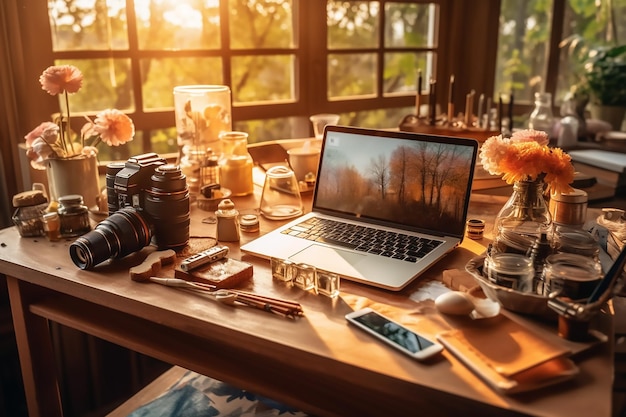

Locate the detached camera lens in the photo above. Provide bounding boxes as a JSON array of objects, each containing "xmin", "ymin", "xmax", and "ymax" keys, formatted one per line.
[{"xmin": 69, "ymin": 207, "xmax": 153, "ymax": 270}]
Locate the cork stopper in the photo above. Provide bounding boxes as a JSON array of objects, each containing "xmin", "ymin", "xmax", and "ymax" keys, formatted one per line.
[{"xmin": 12, "ymin": 190, "xmax": 47, "ymax": 208}]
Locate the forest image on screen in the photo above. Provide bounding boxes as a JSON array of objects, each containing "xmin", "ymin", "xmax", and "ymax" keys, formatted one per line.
[{"xmin": 316, "ymin": 135, "xmax": 474, "ymax": 235}]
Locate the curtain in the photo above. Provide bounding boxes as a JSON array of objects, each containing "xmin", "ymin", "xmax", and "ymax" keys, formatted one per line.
[{"xmin": 0, "ymin": 0, "xmax": 26, "ymax": 226}]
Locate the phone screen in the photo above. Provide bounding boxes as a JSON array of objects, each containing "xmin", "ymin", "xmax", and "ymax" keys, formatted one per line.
[{"xmin": 351, "ymin": 310, "xmax": 435, "ymax": 353}]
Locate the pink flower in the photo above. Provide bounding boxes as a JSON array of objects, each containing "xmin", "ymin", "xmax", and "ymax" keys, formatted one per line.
[
  {"xmin": 24, "ymin": 122, "xmax": 59, "ymax": 147},
  {"xmin": 93, "ymin": 109, "xmax": 135, "ymax": 146},
  {"xmin": 81, "ymin": 146, "xmax": 99, "ymax": 157},
  {"xmin": 39, "ymin": 65, "xmax": 83, "ymax": 96},
  {"xmin": 510, "ymin": 129, "xmax": 549, "ymax": 146}
]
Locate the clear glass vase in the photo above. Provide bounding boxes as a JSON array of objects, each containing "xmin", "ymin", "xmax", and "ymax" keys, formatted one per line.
[
  {"xmin": 528, "ymin": 92, "xmax": 555, "ymax": 137},
  {"xmin": 493, "ymin": 180, "xmax": 552, "ymax": 255}
]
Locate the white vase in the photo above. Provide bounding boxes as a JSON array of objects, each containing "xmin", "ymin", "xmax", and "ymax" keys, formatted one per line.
[{"xmin": 46, "ymin": 155, "xmax": 101, "ymax": 208}]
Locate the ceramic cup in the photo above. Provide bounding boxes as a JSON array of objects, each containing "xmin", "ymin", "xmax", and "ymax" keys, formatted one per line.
[{"xmin": 287, "ymin": 146, "xmax": 321, "ymax": 182}]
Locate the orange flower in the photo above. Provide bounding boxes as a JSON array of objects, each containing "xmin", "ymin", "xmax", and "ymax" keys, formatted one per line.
[
  {"xmin": 39, "ymin": 65, "xmax": 83, "ymax": 96},
  {"xmin": 478, "ymin": 129, "xmax": 574, "ymax": 194},
  {"xmin": 92, "ymin": 109, "xmax": 135, "ymax": 147}
]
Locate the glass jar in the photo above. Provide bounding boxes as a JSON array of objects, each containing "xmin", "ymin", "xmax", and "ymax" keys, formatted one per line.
[
  {"xmin": 174, "ymin": 85, "xmax": 232, "ymax": 196},
  {"xmin": 483, "ymin": 252, "xmax": 534, "ymax": 292},
  {"xmin": 552, "ymin": 226, "xmax": 600, "ymax": 268},
  {"xmin": 12, "ymin": 190, "xmax": 49, "ymax": 237},
  {"xmin": 540, "ymin": 253, "xmax": 602, "ymax": 300},
  {"xmin": 528, "ymin": 92, "xmax": 555, "ymax": 137},
  {"xmin": 57, "ymin": 194, "xmax": 91, "ymax": 237},
  {"xmin": 549, "ymin": 188, "xmax": 587, "ymax": 228},
  {"xmin": 493, "ymin": 180, "xmax": 552, "ymax": 255},
  {"xmin": 218, "ymin": 131, "xmax": 254, "ymax": 196}
]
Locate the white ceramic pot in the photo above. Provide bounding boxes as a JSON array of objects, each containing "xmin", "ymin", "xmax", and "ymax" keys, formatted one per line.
[{"xmin": 46, "ymin": 155, "xmax": 101, "ymax": 208}]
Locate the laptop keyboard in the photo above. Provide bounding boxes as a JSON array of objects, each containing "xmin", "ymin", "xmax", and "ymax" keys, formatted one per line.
[{"xmin": 281, "ymin": 217, "xmax": 443, "ymax": 263}]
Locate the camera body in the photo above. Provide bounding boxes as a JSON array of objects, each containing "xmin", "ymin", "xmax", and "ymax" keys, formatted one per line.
[
  {"xmin": 70, "ymin": 153, "xmax": 190, "ymax": 270},
  {"xmin": 112, "ymin": 152, "xmax": 167, "ymax": 211}
]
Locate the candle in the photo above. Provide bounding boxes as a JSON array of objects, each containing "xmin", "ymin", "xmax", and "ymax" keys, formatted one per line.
[
  {"xmin": 508, "ymin": 92, "xmax": 514, "ymax": 130},
  {"xmin": 485, "ymin": 97, "xmax": 492, "ymax": 130},
  {"xmin": 429, "ymin": 78, "xmax": 437, "ymax": 126},
  {"xmin": 477, "ymin": 93, "xmax": 485, "ymax": 129},
  {"xmin": 415, "ymin": 69, "xmax": 422, "ymax": 117},
  {"xmin": 447, "ymin": 74, "xmax": 455, "ymax": 125},
  {"xmin": 498, "ymin": 95, "xmax": 503, "ymax": 133},
  {"xmin": 464, "ymin": 90, "xmax": 475, "ymax": 127}
]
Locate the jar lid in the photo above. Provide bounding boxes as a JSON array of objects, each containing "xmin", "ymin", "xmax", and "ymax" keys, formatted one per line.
[
  {"xmin": 58, "ymin": 194, "xmax": 84, "ymax": 206},
  {"xmin": 217, "ymin": 198, "xmax": 235, "ymax": 211},
  {"xmin": 12, "ymin": 190, "xmax": 47, "ymax": 207},
  {"xmin": 550, "ymin": 188, "xmax": 587, "ymax": 203}
]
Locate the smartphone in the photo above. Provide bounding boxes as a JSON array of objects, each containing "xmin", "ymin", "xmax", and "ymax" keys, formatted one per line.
[{"xmin": 345, "ymin": 308, "xmax": 443, "ymax": 361}]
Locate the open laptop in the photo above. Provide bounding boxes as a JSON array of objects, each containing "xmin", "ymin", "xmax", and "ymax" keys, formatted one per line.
[{"xmin": 241, "ymin": 126, "xmax": 479, "ymax": 291}]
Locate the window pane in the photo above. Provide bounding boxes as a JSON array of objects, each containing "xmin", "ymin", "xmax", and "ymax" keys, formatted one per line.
[
  {"xmin": 384, "ymin": 2, "xmax": 438, "ymax": 48},
  {"xmin": 384, "ymin": 52, "xmax": 435, "ymax": 95},
  {"xmin": 328, "ymin": 53, "xmax": 377, "ymax": 98},
  {"xmin": 236, "ymin": 117, "xmax": 300, "ymax": 143},
  {"xmin": 495, "ymin": 0, "xmax": 553, "ymax": 102},
  {"xmin": 48, "ymin": 0, "xmax": 129, "ymax": 51},
  {"xmin": 55, "ymin": 58, "xmax": 134, "ymax": 113},
  {"xmin": 232, "ymin": 55, "xmax": 295, "ymax": 103},
  {"xmin": 230, "ymin": 0, "xmax": 294, "ymax": 49},
  {"xmin": 556, "ymin": 0, "xmax": 626, "ymax": 102},
  {"xmin": 135, "ymin": 0, "xmax": 221, "ymax": 50},
  {"xmin": 141, "ymin": 57, "xmax": 224, "ymax": 110},
  {"xmin": 328, "ymin": 1, "xmax": 380, "ymax": 49}
]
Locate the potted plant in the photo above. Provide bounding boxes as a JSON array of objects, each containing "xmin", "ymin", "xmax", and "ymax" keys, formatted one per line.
[{"xmin": 561, "ymin": 35, "xmax": 626, "ymax": 130}]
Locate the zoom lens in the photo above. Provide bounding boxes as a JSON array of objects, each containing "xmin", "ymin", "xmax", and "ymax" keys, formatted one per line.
[
  {"xmin": 69, "ymin": 207, "xmax": 153, "ymax": 270},
  {"xmin": 143, "ymin": 164, "xmax": 190, "ymax": 249}
]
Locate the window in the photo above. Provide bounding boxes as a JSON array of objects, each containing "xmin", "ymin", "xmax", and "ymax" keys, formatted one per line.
[
  {"xmin": 494, "ymin": 0, "xmax": 626, "ymax": 127},
  {"xmin": 36, "ymin": 0, "xmax": 441, "ymax": 162}
]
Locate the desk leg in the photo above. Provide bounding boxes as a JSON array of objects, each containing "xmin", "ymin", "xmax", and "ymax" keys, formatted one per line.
[{"xmin": 6, "ymin": 276, "xmax": 63, "ymax": 417}]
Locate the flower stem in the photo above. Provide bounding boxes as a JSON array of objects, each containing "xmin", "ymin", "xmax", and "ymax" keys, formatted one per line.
[{"xmin": 64, "ymin": 91, "xmax": 77, "ymax": 155}]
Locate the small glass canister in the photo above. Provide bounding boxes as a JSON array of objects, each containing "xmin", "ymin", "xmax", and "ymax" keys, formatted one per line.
[
  {"xmin": 552, "ymin": 225, "xmax": 600, "ymax": 269},
  {"xmin": 540, "ymin": 253, "xmax": 602, "ymax": 300},
  {"xmin": 12, "ymin": 190, "xmax": 49, "ymax": 237},
  {"xmin": 58, "ymin": 194, "xmax": 91, "ymax": 237},
  {"xmin": 549, "ymin": 188, "xmax": 587, "ymax": 228},
  {"xmin": 483, "ymin": 252, "xmax": 534, "ymax": 292},
  {"xmin": 219, "ymin": 131, "xmax": 254, "ymax": 197}
]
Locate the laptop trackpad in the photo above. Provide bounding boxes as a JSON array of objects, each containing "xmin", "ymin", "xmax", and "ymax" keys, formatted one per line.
[{"xmin": 289, "ymin": 244, "xmax": 366, "ymax": 276}]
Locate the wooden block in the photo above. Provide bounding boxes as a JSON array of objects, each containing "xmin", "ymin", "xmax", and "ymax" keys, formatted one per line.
[
  {"xmin": 130, "ymin": 250, "xmax": 177, "ymax": 282},
  {"xmin": 175, "ymin": 258, "xmax": 253, "ymax": 289},
  {"xmin": 442, "ymin": 268, "xmax": 479, "ymax": 292}
]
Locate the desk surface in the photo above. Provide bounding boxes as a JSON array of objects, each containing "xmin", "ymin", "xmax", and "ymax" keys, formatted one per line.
[{"xmin": 1, "ymin": 163, "xmax": 615, "ymax": 417}]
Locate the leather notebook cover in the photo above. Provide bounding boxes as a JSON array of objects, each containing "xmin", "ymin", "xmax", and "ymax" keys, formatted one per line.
[{"xmin": 437, "ymin": 315, "xmax": 577, "ymax": 393}]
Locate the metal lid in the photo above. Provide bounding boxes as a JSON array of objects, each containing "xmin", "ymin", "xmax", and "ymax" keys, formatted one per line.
[
  {"xmin": 550, "ymin": 188, "xmax": 587, "ymax": 203},
  {"xmin": 12, "ymin": 190, "xmax": 47, "ymax": 207}
]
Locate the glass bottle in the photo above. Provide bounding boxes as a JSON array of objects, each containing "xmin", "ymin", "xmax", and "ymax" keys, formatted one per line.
[
  {"xmin": 528, "ymin": 92, "xmax": 555, "ymax": 138},
  {"xmin": 57, "ymin": 194, "xmax": 91, "ymax": 237},
  {"xmin": 493, "ymin": 180, "xmax": 552, "ymax": 255},
  {"xmin": 218, "ymin": 131, "xmax": 254, "ymax": 196}
]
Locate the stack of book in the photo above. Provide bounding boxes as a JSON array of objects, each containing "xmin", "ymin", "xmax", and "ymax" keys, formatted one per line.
[{"xmin": 569, "ymin": 149, "xmax": 626, "ymax": 197}]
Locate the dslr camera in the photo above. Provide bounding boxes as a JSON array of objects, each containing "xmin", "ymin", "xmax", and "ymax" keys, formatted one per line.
[{"xmin": 70, "ymin": 153, "xmax": 190, "ymax": 270}]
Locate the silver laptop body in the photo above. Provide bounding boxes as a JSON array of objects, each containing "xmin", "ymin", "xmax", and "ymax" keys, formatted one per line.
[{"xmin": 241, "ymin": 125, "xmax": 478, "ymax": 291}]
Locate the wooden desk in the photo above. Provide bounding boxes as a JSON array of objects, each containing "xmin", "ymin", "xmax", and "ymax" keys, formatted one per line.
[{"xmin": 1, "ymin": 170, "xmax": 614, "ymax": 417}]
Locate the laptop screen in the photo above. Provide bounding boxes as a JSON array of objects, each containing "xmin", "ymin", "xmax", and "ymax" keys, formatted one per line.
[{"xmin": 314, "ymin": 127, "xmax": 478, "ymax": 238}]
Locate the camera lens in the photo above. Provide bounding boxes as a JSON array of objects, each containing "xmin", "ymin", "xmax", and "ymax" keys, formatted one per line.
[
  {"xmin": 144, "ymin": 164, "xmax": 190, "ymax": 249},
  {"xmin": 106, "ymin": 161, "xmax": 126, "ymax": 214},
  {"xmin": 69, "ymin": 207, "xmax": 153, "ymax": 270}
]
